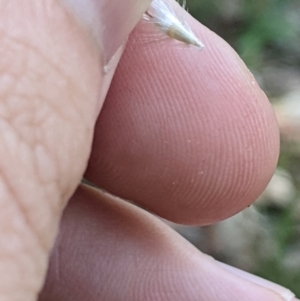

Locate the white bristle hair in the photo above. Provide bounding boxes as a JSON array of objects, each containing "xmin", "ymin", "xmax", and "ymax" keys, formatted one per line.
[{"xmin": 144, "ymin": 0, "xmax": 204, "ymax": 49}]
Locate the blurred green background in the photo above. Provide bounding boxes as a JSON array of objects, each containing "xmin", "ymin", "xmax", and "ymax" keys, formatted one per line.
[
  {"xmin": 175, "ymin": 0, "xmax": 300, "ymax": 296},
  {"xmin": 189, "ymin": 0, "xmax": 300, "ymax": 71}
]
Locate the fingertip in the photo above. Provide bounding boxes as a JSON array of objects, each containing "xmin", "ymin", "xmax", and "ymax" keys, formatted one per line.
[
  {"xmin": 42, "ymin": 185, "xmax": 290, "ymax": 301},
  {"xmin": 86, "ymin": 1, "xmax": 280, "ymax": 225}
]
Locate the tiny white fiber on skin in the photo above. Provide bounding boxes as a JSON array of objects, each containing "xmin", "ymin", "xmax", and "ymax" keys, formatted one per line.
[{"xmin": 144, "ymin": 0, "xmax": 204, "ymax": 49}]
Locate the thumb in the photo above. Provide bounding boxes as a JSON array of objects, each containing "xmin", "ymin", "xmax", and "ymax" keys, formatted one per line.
[{"xmin": 0, "ymin": 0, "xmax": 150, "ymax": 299}]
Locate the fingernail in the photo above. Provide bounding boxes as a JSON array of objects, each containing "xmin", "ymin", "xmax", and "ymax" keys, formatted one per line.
[
  {"xmin": 61, "ymin": 0, "xmax": 152, "ymax": 61},
  {"xmin": 217, "ymin": 261, "xmax": 296, "ymax": 301}
]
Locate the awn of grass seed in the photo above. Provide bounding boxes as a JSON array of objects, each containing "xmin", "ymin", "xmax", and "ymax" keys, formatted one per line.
[{"xmin": 144, "ymin": 0, "xmax": 204, "ymax": 49}]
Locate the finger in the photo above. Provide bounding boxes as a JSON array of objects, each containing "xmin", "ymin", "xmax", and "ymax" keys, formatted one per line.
[
  {"xmin": 39, "ymin": 185, "xmax": 295, "ymax": 301},
  {"xmin": 85, "ymin": 0, "xmax": 279, "ymax": 225},
  {"xmin": 0, "ymin": 0, "xmax": 150, "ymax": 299}
]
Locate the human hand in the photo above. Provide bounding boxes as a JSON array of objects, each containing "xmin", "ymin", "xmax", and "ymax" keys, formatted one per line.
[{"xmin": 0, "ymin": 0, "xmax": 297, "ymax": 300}]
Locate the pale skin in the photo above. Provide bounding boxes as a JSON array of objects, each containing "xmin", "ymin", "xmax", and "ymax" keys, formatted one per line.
[{"xmin": 0, "ymin": 0, "xmax": 298, "ymax": 300}]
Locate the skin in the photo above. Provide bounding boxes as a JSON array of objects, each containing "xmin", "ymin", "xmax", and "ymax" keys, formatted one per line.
[{"xmin": 0, "ymin": 0, "xmax": 298, "ymax": 300}]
